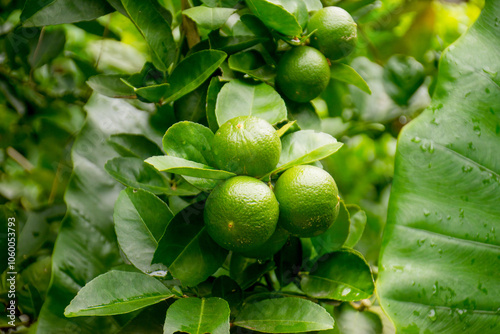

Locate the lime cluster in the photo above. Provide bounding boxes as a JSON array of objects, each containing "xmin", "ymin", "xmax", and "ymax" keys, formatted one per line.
[
  {"xmin": 276, "ymin": 6, "xmax": 358, "ymax": 103},
  {"xmin": 204, "ymin": 116, "xmax": 340, "ymax": 259}
]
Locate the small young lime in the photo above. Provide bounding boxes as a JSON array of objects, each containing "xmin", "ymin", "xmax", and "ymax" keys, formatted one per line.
[
  {"xmin": 276, "ymin": 46, "xmax": 331, "ymax": 103},
  {"xmin": 309, "ymin": 7, "xmax": 357, "ymax": 60},
  {"xmin": 204, "ymin": 176, "xmax": 279, "ymax": 252},
  {"xmin": 274, "ymin": 165, "xmax": 340, "ymax": 237},
  {"xmin": 212, "ymin": 116, "xmax": 281, "ymax": 177}
]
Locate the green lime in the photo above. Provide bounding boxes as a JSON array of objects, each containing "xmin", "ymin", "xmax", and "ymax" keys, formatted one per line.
[
  {"xmin": 274, "ymin": 165, "xmax": 340, "ymax": 237},
  {"xmin": 309, "ymin": 7, "xmax": 357, "ymax": 60},
  {"xmin": 276, "ymin": 46, "xmax": 331, "ymax": 103},
  {"xmin": 204, "ymin": 176, "xmax": 279, "ymax": 252},
  {"xmin": 212, "ymin": 116, "xmax": 281, "ymax": 177},
  {"xmin": 238, "ymin": 226, "xmax": 290, "ymax": 260}
]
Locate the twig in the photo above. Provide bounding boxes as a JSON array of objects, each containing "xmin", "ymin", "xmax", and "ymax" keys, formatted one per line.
[{"xmin": 6, "ymin": 147, "xmax": 34, "ymax": 172}]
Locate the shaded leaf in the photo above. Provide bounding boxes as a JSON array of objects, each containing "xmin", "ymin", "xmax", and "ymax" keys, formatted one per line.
[
  {"xmin": 121, "ymin": 0, "xmax": 176, "ymax": 71},
  {"xmin": 301, "ymin": 249, "xmax": 374, "ymax": 301},
  {"xmin": 228, "ymin": 50, "xmax": 276, "ymax": 83},
  {"xmin": 64, "ymin": 271, "xmax": 173, "ymax": 317},
  {"xmin": 145, "ymin": 156, "xmax": 235, "ymax": 180},
  {"xmin": 311, "ymin": 201, "xmax": 351, "ymax": 256},
  {"xmin": 153, "ymin": 203, "xmax": 228, "ymax": 287},
  {"xmin": 212, "ymin": 276, "xmax": 243, "ymax": 308},
  {"xmin": 114, "ymin": 188, "xmax": 173, "ymax": 274},
  {"xmin": 229, "ymin": 253, "xmax": 275, "ymax": 290},
  {"xmin": 215, "ymin": 79, "xmax": 287, "ymax": 125},
  {"xmin": 164, "ymin": 297, "xmax": 230, "ymax": 334},
  {"xmin": 206, "ymin": 77, "xmax": 224, "ymax": 133},
  {"xmin": 21, "ymin": 0, "xmax": 113, "ymax": 27},
  {"xmin": 87, "ymin": 75, "xmax": 136, "ymax": 98},
  {"xmin": 37, "ymin": 94, "xmax": 161, "ymax": 333},
  {"xmin": 234, "ymin": 297, "xmax": 334, "ymax": 333},
  {"xmin": 29, "ymin": 28, "xmax": 66, "ymax": 68},
  {"xmin": 108, "ymin": 134, "xmax": 163, "ymax": 160},
  {"xmin": 163, "ymin": 50, "xmax": 227, "ymax": 104}
]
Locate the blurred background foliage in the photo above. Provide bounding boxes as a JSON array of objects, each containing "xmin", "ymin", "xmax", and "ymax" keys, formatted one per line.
[{"xmin": 0, "ymin": 0, "xmax": 483, "ymax": 330}]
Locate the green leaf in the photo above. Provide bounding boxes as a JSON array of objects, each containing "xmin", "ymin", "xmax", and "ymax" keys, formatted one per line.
[
  {"xmin": 64, "ymin": 271, "xmax": 173, "ymax": 317},
  {"xmin": 145, "ymin": 156, "xmax": 235, "ymax": 180},
  {"xmin": 108, "ymin": 134, "xmax": 163, "ymax": 160},
  {"xmin": 301, "ymin": 249, "xmax": 374, "ymax": 301},
  {"xmin": 114, "ymin": 188, "xmax": 174, "ymax": 274},
  {"xmin": 174, "ymin": 82, "xmax": 209, "ymax": 123},
  {"xmin": 229, "ymin": 253, "xmax": 275, "ymax": 290},
  {"xmin": 163, "ymin": 50, "xmax": 227, "ymax": 104},
  {"xmin": 201, "ymin": 0, "xmax": 239, "ymax": 7},
  {"xmin": 21, "ymin": 0, "xmax": 113, "ymax": 26},
  {"xmin": 153, "ymin": 203, "xmax": 229, "ymax": 287},
  {"xmin": 334, "ymin": 303, "xmax": 383, "ymax": 334},
  {"xmin": 164, "ymin": 297, "xmax": 230, "ymax": 334},
  {"xmin": 304, "ymin": 0, "xmax": 323, "ymax": 12},
  {"xmin": 344, "ymin": 205, "xmax": 367, "ymax": 248},
  {"xmin": 286, "ymin": 100, "xmax": 321, "ymax": 131},
  {"xmin": 245, "ymin": 0, "xmax": 302, "ymax": 37},
  {"xmin": 215, "ymin": 79, "xmax": 287, "ymax": 125},
  {"xmin": 162, "ymin": 121, "xmax": 215, "ymax": 166},
  {"xmin": 105, "ymin": 157, "xmax": 174, "ymax": 195},
  {"xmin": 183, "ymin": 7, "xmax": 236, "ymax": 30},
  {"xmin": 88, "ymin": 75, "xmax": 136, "ymax": 99},
  {"xmin": 383, "ymin": 54, "xmax": 425, "ymax": 105},
  {"xmin": 135, "ymin": 83, "xmax": 170, "ymax": 103},
  {"xmin": 228, "ymin": 50, "xmax": 276, "ymax": 83},
  {"xmin": 37, "ymin": 94, "xmax": 162, "ymax": 333},
  {"xmin": 311, "ymin": 201, "xmax": 351, "ymax": 256},
  {"xmin": 264, "ymin": 130, "xmax": 343, "ymax": 178},
  {"xmin": 234, "ymin": 297, "xmax": 334, "ymax": 333},
  {"xmin": 330, "ymin": 63, "xmax": 371, "ymax": 95},
  {"xmin": 274, "ymin": 236, "xmax": 302, "ymax": 286},
  {"xmin": 276, "ymin": 121, "xmax": 297, "ymax": 137},
  {"xmin": 208, "ymin": 32, "xmax": 267, "ymax": 54},
  {"xmin": 207, "ymin": 77, "xmax": 224, "ymax": 133},
  {"xmin": 73, "ymin": 21, "xmax": 120, "ymax": 40},
  {"xmin": 212, "ymin": 276, "xmax": 243, "ymax": 308},
  {"xmin": 29, "ymin": 28, "xmax": 66, "ymax": 68},
  {"xmin": 121, "ymin": 0, "xmax": 176, "ymax": 71},
  {"xmin": 377, "ymin": 2, "xmax": 500, "ymax": 333}
]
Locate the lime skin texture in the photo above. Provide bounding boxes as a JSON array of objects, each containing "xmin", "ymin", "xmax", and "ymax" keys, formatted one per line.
[
  {"xmin": 274, "ymin": 165, "xmax": 340, "ymax": 238},
  {"xmin": 204, "ymin": 176, "xmax": 280, "ymax": 253},
  {"xmin": 276, "ymin": 46, "xmax": 331, "ymax": 103},
  {"xmin": 212, "ymin": 116, "xmax": 281, "ymax": 177},
  {"xmin": 309, "ymin": 6, "xmax": 358, "ymax": 61}
]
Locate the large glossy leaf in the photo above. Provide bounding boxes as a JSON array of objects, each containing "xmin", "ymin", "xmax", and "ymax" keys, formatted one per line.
[
  {"xmin": 162, "ymin": 122, "xmax": 215, "ymax": 166},
  {"xmin": 36, "ymin": 94, "xmax": 162, "ymax": 333},
  {"xmin": 377, "ymin": 2, "xmax": 500, "ymax": 333},
  {"xmin": 301, "ymin": 249, "xmax": 374, "ymax": 301},
  {"xmin": 21, "ymin": 0, "xmax": 113, "ymax": 27},
  {"xmin": 234, "ymin": 297, "xmax": 334, "ymax": 333},
  {"xmin": 215, "ymin": 79, "xmax": 287, "ymax": 125},
  {"xmin": 65, "ymin": 271, "xmax": 173, "ymax": 317},
  {"xmin": 245, "ymin": 0, "xmax": 302, "ymax": 36},
  {"xmin": 121, "ymin": 0, "xmax": 176, "ymax": 71},
  {"xmin": 152, "ymin": 203, "xmax": 228, "ymax": 287},
  {"xmin": 163, "ymin": 297, "xmax": 230, "ymax": 334},
  {"xmin": 107, "ymin": 134, "xmax": 163, "ymax": 161},
  {"xmin": 262, "ymin": 130, "xmax": 343, "ymax": 179},
  {"xmin": 146, "ymin": 156, "xmax": 235, "ymax": 179},
  {"xmin": 114, "ymin": 188, "xmax": 173, "ymax": 274}
]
